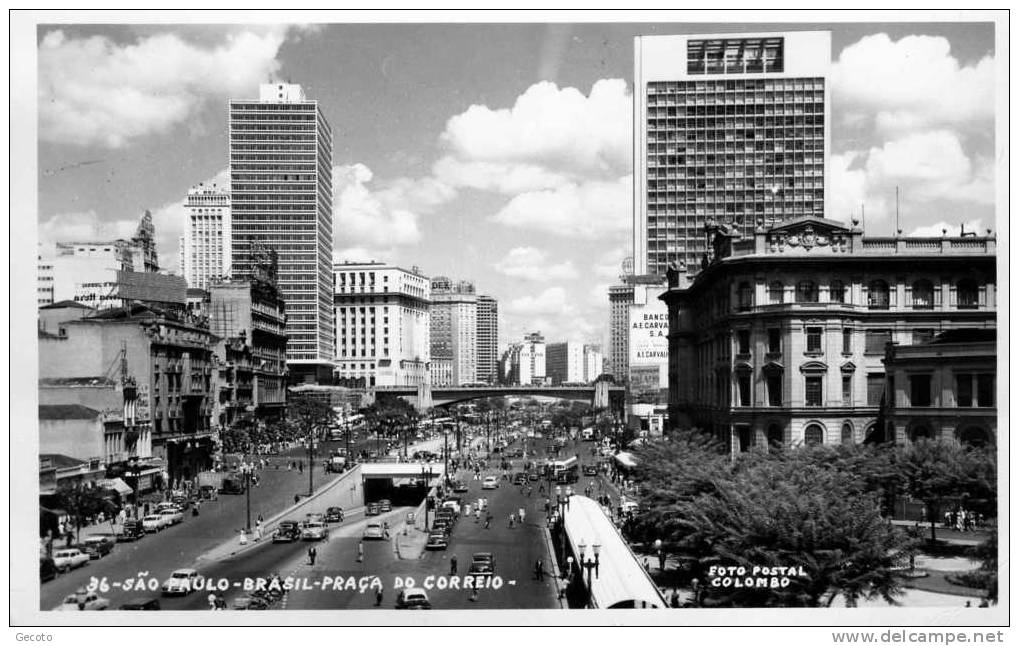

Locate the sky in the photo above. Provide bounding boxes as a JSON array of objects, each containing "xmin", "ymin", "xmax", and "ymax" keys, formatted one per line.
[{"xmin": 36, "ymin": 20, "xmax": 998, "ymax": 351}]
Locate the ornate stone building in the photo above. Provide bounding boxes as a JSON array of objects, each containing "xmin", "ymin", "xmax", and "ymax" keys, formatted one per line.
[{"xmin": 660, "ymin": 216, "xmax": 996, "ymax": 454}]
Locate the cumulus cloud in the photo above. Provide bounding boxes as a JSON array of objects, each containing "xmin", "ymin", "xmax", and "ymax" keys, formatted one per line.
[
  {"xmin": 442, "ymin": 79, "xmax": 631, "ymax": 175},
  {"xmin": 490, "ymin": 175, "xmax": 632, "ymax": 239},
  {"xmin": 38, "ymin": 210, "xmax": 139, "ymax": 247},
  {"xmin": 831, "ymin": 131, "xmax": 994, "ymax": 227},
  {"xmin": 39, "ymin": 28, "xmax": 292, "ymax": 148},
  {"xmin": 832, "ymin": 33, "xmax": 994, "ymax": 137},
  {"xmin": 333, "ymin": 163, "xmax": 446, "ymax": 249},
  {"xmin": 495, "ymin": 247, "xmax": 577, "ymax": 281},
  {"xmin": 432, "ymin": 157, "xmax": 572, "ymax": 195},
  {"xmin": 333, "ymin": 246, "xmax": 396, "ymax": 264}
]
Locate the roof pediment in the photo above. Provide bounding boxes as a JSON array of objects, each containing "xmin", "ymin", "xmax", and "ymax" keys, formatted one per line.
[{"xmin": 767, "ymin": 216, "xmax": 852, "ymax": 235}]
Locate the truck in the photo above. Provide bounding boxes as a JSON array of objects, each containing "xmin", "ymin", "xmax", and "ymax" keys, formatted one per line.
[
  {"xmin": 197, "ymin": 471, "xmax": 229, "ymax": 491},
  {"xmin": 326, "ymin": 455, "xmax": 346, "ymax": 473},
  {"xmin": 219, "ymin": 477, "xmax": 246, "ymax": 495}
]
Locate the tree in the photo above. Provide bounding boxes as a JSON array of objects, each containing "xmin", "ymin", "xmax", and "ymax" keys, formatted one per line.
[
  {"xmin": 632, "ymin": 435, "xmax": 909, "ymax": 607},
  {"xmin": 894, "ymin": 439, "xmax": 996, "ymax": 543},
  {"xmin": 56, "ymin": 483, "xmax": 117, "ymax": 543},
  {"xmin": 290, "ymin": 397, "xmax": 336, "ymax": 495}
]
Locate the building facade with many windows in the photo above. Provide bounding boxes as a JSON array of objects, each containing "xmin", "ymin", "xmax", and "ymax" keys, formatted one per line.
[
  {"xmin": 429, "ymin": 276, "xmax": 477, "ymax": 386},
  {"xmin": 476, "ymin": 295, "xmax": 499, "ymax": 384},
  {"xmin": 633, "ymin": 31, "xmax": 831, "ymax": 279},
  {"xmin": 181, "ymin": 183, "xmax": 231, "ymax": 290},
  {"xmin": 229, "ymin": 83, "xmax": 335, "ymax": 382},
  {"xmin": 660, "ymin": 216, "xmax": 996, "ymax": 454},
  {"xmin": 334, "ymin": 262, "xmax": 431, "ymax": 387}
]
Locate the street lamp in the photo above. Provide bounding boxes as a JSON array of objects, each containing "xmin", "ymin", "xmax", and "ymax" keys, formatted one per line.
[
  {"xmin": 654, "ymin": 538, "xmax": 665, "ymax": 572},
  {"xmin": 577, "ymin": 538, "xmax": 601, "ymax": 608},
  {"xmin": 306, "ymin": 434, "xmax": 317, "ymax": 497},
  {"xmin": 239, "ymin": 462, "xmax": 252, "ymax": 532}
]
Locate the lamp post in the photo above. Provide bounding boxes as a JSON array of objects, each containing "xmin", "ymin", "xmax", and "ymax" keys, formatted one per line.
[
  {"xmin": 654, "ymin": 538, "xmax": 665, "ymax": 572},
  {"xmin": 240, "ymin": 462, "xmax": 252, "ymax": 532},
  {"xmin": 577, "ymin": 538, "xmax": 601, "ymax": 608},
  {"xmin": 306, "ymin": 435, "xmax": 316, "ymax": 498}
]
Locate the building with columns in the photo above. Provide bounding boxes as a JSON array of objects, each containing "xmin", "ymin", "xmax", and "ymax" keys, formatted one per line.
[{"xmin": 660, "ymin": 216, "xmax": 996, "ymax": 454}]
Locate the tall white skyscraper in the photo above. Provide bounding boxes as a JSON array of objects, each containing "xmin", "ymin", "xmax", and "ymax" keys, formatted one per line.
[
  {"xmin": 229, "ymin": 83, "xmax": 335, "ymax": 383},
  {"xmin": 476, "ymin": 295, "xmax": 499, "ymax": 384},
  {"xmin": 633, "ymin": 31, "xmax": 831, "ymax": 278},
  {"xmin": 181, "ymin": 182, "xmax": 231, "ymax": 290}
]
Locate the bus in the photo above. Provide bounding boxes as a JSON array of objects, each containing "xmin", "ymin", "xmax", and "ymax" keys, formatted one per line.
[
  {"xmin": 329, "ymin": 414, "xmax": 365, "ymax": 440},
  {"xmin": 546, "ymin": 456, "xmax": 579, "ymax": 484}
]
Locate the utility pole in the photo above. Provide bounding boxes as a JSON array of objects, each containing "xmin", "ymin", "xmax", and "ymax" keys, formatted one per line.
[{"xmin": 307, "ymin": 433, "xmax": 314, "ymax": 497}]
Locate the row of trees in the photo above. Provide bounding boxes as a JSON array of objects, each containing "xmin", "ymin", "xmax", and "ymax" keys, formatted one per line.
[{"xmin": 628, "ymin": 433, "xmax": 996, "ymax": 607}]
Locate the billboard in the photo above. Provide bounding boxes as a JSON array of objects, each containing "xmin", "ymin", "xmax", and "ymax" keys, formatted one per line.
[{"xmin": 628, "ymin": 285, "xmax": 669, "ymax": 400}]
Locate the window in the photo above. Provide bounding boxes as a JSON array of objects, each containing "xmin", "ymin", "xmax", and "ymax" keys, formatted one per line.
[
  {"xmin": 768, "ymin": 281, "xmax": 784, "ymax": 304},
  {"xmin": 737, "ymin": 373, "xmax": 751, "ymax": 406},
  {"xmin": 767, "ymin": 328, "xmax": 781, "ymax": 354},
  {"xmin": 866, "ymin": 374, "xmax": 885, "ymax": 406},
  {"xmin": 737, "ymin": 281, "xmax": 753, "ymax": 311},
  {"xmin": 957, "ymin": 279, "xmax": 979, "ymax": 309},
  {"xmin": 977, "ymin": 374, "xmax": 995, "ymax": 407},
  {"xmin": 842, "ymin": 375, "xmax": 852, "ymax": 404},
  {"xmin": 796, "ymin": 280, "xmax": 818, "ymax": 303},
  {"xmin": 865, "ymin": 329, "xmax": 892, "ymax": 355},
  {"xmin": 736, "ymin": 329, "xmax": 750, "ymax": 355},
  {"xmin": 957, "ymin": 373, "xmax": 973, "ymax": 407},
  {"xmin": 829, "ymin": 280, "xmax": 846, "ymax": 303},
  {"xmin": 804, "ymin": 424, "xmax": 824, "ymax": 446},
  {"xmin": 767, "ymin": 373, "xmax": 783, "ymax": 406},
  {"xmin": 806, "ymin": 327, "xmax": 823, "ymax": 354},
  {"xmin": 910, "ymin": 374, "xmax": 932, "ymax": 407},
  {"xmin": 912, "ymin": 280, "xmax": 934, "ymax": 310},
  {"xmin": 841, "ymin": 422, "xmax": 854, "ymax": 444},
  {"xmin": 842, "ymin": 328, "xmax": 852, "ymax": 354},
  {"xmin": 767, "ymin": 424, "xmax": 784, "ymax": 450},
  {"xmin": 805, "ymin": 376, "xmax": 822, "ymax": 406},
  {"xmin": 868, "ymin": 280, "xmax": 890, "ymax": 309}
]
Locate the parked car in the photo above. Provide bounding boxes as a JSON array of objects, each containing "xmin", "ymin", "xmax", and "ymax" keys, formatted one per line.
[
  {"xmin": 52, "ymin": 548, "xmax": 90, "ymax": 572},
  {"xmin": 431, "ymin": 519, "xmax": 453, "ymax": 536},
  {"xmin": 582, "ymin": 464, "xmax": 599, "ymax": 476},
  {"xmin": 119, "ymin": 597, "xmax": 161, "ymax": 610},
  {"xmin": 81, "ymin": 535, "xmax": 116, "ymax": 559},
  {"xmin": 395, "ymin": 587, "xmax": 432, "ymax": 609},
  {"xmin": 301, "ymin": 521, "xmax": 329, "ymax": 541},
  {"xmin": 482, "ymin": 476, "xmax": 498, "ymax": 490},
  {"xmin": 158, "ymin": 508, "xmax": 184, "ymax": 526},
  {"xmin": 452, "ymin": 481, "xmax": 469, "ymax": 493},
  {"xmin": 620, "ymin": 500, "xmax": 640, "ymax": 515},
  {"xmin": 363, "ymin": 522, "xmax": 385, "ymax": 540},
  {"xmin": 170, "ymin": 495, "xmax": 190, "ymax": 510},
  {"xmin": 513, "ymin": 472, "xmax": 527, "ymax": 485},
  {"xmin": 305, "ymin": 512, "xmax": 325, "ymax": 524},
  {"xmin": 324, "ymin": 507, "xmax": 344, "ymax": 523},
  {"xmin": 161, "ymin": 568, "xmax": 204, "ymax": 596},
  {"xmin": 469, "ymin": 552, "xmax": 495, "ymax": 576},
  {"xmin": 365, "ymin": 502, "xmax": 380, "ymax": 516},
  {"xmin": 273, "ymin": 520, "xmax": 302, "ymax": 543},
  {"xmin": 441, "ymin": 498, "xmax": 461, "ymax": 515},
  {"xmin": 379, "ymin": 499, "xmax": 393, "ymax": 513},
  {"xmin": 424, "ymin": 532, "xmax": 449, "ymax": 551},
  {"xmin": 142, "ymin": 514, "xmax": 167, "ymax": 532},
  {"xmin": 119, "ymin": 519, "xmax": 146, "ymax": 541},
  {"xmin": 528, "ymin": 472, "xmax": 540, "ymax": 481},
  {"xmin": 40, "ymin": 557, "xmax": 58, "ymax": 582},
  {"xmin": 54, "ymin": 590, "xmax": 109, "ymax": 611}
]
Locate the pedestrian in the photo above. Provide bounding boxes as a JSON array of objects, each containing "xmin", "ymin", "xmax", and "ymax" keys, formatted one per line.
[
  {"xmin": 208, "ymin": 593, "xmax": 219, "ymax": 611},
  {"xmin": 375, "ymin": 585, "xmax": 384, "ymax": 607},
  {"xmin": 519, "ymin": 507, "xmax": 526, "ymax": 524},
  {"xmin": 643, "ymin": 557, "xmax": 650, "ymax": 572},
  {"xmin": 357, "ymin": 540, "xmax": 364, "ymax": 563},
  {"xmin": 484, "ymin": 513, "xmax": 491, "ymax": 530},
  {"xmin": 308, "ymin": 546, "xmax": 317, "ymax": 565},
  {"xmin": 535, "ymin": 558, "xmax": 544, "ymax": 581},
  {"xmin": 254, "ymin": 521, "xmax": 263, "ymax": 542},
  {"xmin": 670, "ymin": 589, "xmax": 680, "ymax": 608},
  {"xmin": 509, "ymin": 513, "xmax": 515, "ymax": 528},
  {"xmin": 450, "ymin": 555, "xmax": 458, "ymax": 575},
  {"xmin": 299, "ymin": 463, "xmax": 304, "ymax": 474},
  {"xmin": 383, "ymin": 521, "xmax": 390, "ymax": 539},
  {"xmin": 288, "ymin": 462, "xmax": 293, "ymax": 471},
  {"xmin": 239, "ymin": 529, "xmax": 248, "ymax": 546},
  {"xmin": 475, "ymin": 508, "xmax": 481, "ymax": 523},
  {"xmin": 294, "ymin": 494, "xmax": 300, "ymax": 505}
]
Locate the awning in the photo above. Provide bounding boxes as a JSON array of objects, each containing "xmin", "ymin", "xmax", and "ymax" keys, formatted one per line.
[{"xmin": 98, "ymin": 478, "xmax": 133, "ymax": 495}]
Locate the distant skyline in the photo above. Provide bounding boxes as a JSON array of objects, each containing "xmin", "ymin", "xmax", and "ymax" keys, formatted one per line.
[{"xmin": 37, "ymin": 20, "xmax": 996, "ymax": 349}]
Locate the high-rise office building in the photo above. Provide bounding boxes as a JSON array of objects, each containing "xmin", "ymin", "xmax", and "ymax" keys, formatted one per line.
[
  {"xmin": 546, "ymin": 342, "xmax": 585, "ymax": 385},
  {"xmin": 633, "ymin": 31, "xmax": 831, "ymax": 278},
  {"xmin": 334, "ymin": 261, "xmax": 431, "ymax": 387},
  {"xmin": 229, "ymin": 83, "xmax": 335, "ymax": 383},
  {"xmin": 476, "ymin": 295, "xmax": 499, "ymax": 384},
  {"xmin": 429, "ymin": 276, "xmax": 477, "ymax": 386},
  {"xmin": 181, "ymin": 183, "xmax": 231, "ymax": 290},
  {"xmin": 583, "ymin": 344, "xmax": 604, "ymax": 382},
  {"xmin": 519, "ymin": 332, "xmax": 546, "ymax": 385},
  {"xmin": 607, "ymin": 283, "xmax": 635, "ymax": 381}
]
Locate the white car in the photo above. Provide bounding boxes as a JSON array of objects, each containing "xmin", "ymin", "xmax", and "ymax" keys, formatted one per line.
[
  {"xmin": 52, "ymin": 548, "xmax": 90, "ymax": 572},
  {"xmin": 161, "ymin": 568, "xmax": 204, "ymax": 596},
  {"xmin": 482, "ymin": 476, "xmax": 498, "ymax": 490},
  {"xmin": 159, "ymin": 508, "xmax": 184, "ymax": 526},
  {"xmin": 54, "ymin": 590, "xmax": 109, "ymax": 611},
  {"xmin": 441, "ymin": 499, "xmax": 461, "ymax": 514},
  {"xmin": 301, "ymin": 521, "xmax": 329, "ymax": 541},
  {"xmin": 142, "ymin": 514, "xmax": 168, "ymax": 532},
  {"xmin": 363, "ymin": 522, "xmax": 385, "ymax": 540}
]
